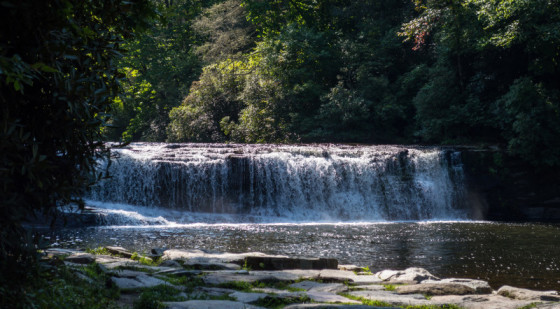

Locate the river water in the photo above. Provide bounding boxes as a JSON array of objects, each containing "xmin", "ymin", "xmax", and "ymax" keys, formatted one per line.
[
  {"xmin": 46, "ymin": 143, "xmax": 560, "ymax": 292},
  {"xmin": 47, "ymin": 220, "xmax": 560, "ymax": 291}
]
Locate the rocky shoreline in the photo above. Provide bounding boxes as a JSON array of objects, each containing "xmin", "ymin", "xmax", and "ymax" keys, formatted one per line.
[{"xmin": 44, "ymin": 247, "xmax": 560, "ymax": 309}]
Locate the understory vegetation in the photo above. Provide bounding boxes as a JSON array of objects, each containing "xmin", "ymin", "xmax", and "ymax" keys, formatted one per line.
[{"xmin": 103, "ymin": 0, "xmax": 560, "ymax": 169}]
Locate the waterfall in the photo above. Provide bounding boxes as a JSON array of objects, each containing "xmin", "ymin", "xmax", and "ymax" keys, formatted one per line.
[{"xmin": 87, "ymin": 143, "xmax": 468, "ymax": 222}]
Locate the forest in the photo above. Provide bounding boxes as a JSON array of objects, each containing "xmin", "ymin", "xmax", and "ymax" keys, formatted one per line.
[
  {"xmin": 106, "ymin": 0, "xmax": 560, "ymax": 167},
  {"xmin": 1, "ymin": 0, "xmax": 560, "ymax": 305}
]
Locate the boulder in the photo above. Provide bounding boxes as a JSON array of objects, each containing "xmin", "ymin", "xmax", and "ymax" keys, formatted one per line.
[
  {"xmin": 375, "ymin": 267, "xmax": 438, "ymax": 283},
  {"xmin": 244, "ymin": 256, "xmax": 338, "ymax": 270},
  {"xmin": 423, "ymin": 278, "xmax": 492, "ymax": 294},
  {"xmin": 396, "ymin": 283, "xmax": 476, "ymax": 296},
  {"xmin": 164, "ymin": 300, "xmax": 265, "ymax": 309},
  {"xmin": 497, "ymin": 285, "xmax": 560, "ymax": 301},
  {"xmin": 105, "ymin": 246, "xmax": 133, "ymax": 258}
]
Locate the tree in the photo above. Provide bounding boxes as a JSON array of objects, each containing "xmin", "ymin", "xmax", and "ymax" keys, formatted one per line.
[{"xmin": 0, "ymin": 0, "xmax": 153, "ymax": 302}]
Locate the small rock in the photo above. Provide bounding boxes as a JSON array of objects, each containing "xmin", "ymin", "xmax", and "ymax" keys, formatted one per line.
[
  {"xmin": 497, "ymin": 285, "xmax": 560, "ymax": 301},
  {"xmin": 105, "ymin": 246, "xmax": 133, "ymax": 258},
  {"xmin": 396, "ymin": 283, "xmax": 476, "ymax": 296},
  {"xmin": 110, "ymin": 269, "xmax": 150, "ymax": 278},
  {"xmin": 151, "ymin": 248, "xmax": 167, "ymax": 256},
  {"xmin": 65, "ymin": 253, "xmax": 95, "ymax": 264}
]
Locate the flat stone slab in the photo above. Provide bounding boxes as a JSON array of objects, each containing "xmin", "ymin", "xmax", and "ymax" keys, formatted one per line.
[
  {"xmin": 307, "ymin": 291, "xmax": 361, "ymax": 304},
  {"xmin": 396, "ymin": 283, "xmax": 476, "ymax": 296},
  {"xmin": 230, "ymin": 291, "xmax": 270, "ymax": 303},
  {"xmin": 202, "ymin": 273, "xmax": 280, "ymax": 285},
  {"xmin": 163, "ymin": 249, "xmax": 287, "ymax": 265},
  {"xmin": 244, "ymin": 256, "xmax": 338, "ymax": 270},
  {"xmin": 430, "ymin": 294, "xmax": 538, "ymax": 309},
  {"xmin": 164, "ymin": 300, "xmax": 265, "ymax": 309},
  {"xmin": 111, "ymin": 274, "xmax": 170, "ymax": 290},
  {"xmin": 351, "ymin": 285, "xmax": 385, "ymax": 291},
  {"xmin": 284, "ymin": 305, "xmax": 397, "ymax": 309},
  {"xmin": 497, "ymin": 285, "xmax": 560, "ymax": 301},
  {"xmin": 423, "ymin": 278, "xmax": 493, "ymax": 294},
  {"xmin": 110, "ymin": 269, "xmax": 151, "ymax": 278},
  {"xmin": 65, "ymin": 253, "xmax": 95, "ymax": 264},
  {"xmin": 290, "ymin": 281, "xmax": 348, "ymax": 294}
]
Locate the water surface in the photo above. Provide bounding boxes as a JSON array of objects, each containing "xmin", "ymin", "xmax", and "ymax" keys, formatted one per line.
[{"xmin": 47, "ymin": 221, "xmax": 560, "ymax": 291}]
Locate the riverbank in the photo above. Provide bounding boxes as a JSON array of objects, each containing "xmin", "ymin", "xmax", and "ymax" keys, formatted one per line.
[{"xmin": 32, "ymin": 246, "xmax": 560, "ymax": 309}]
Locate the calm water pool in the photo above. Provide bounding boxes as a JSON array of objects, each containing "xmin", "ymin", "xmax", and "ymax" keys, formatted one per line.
[{"xmin": 45, "ymin": 221, "xmax": 560, "ymax": 291}]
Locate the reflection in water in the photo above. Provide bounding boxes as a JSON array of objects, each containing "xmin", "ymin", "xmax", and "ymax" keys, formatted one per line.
[{"xmin": 46, "ymin": 222, "xmax": 560, "ymax": 291}]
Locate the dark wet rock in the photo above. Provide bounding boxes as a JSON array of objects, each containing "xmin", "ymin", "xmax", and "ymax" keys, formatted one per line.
[
  {"xmin": 497, "ymin": 285, "xmax": 560, "ymax": 301},
  {"xmin": 164, "ymin": 300, "xmax": 265, "ymax": 309},
  {"xmin": 65, "ymin": 253, "xmax": 95, "ymax": 264},
  {"xmin": 244, "ymin": 256, "xmax": 338, "ymax": 270},
  {"xmin": 159, "ymin": 259, "xmax": 182, "ymax": 268},
  {"xmin": 105, "ymin": 246, "xmax": 134, "ymax": 258},
  {"xmin": 155, "ymin": 269, "xmax": 202, "ymax": 277},
  {"xmin": 151, "ymin": 248, "xmax": 167, "ymax": 256},
  {"xmin": 396, "ymin": 283, "xmax": 476, "ymax": 296}
]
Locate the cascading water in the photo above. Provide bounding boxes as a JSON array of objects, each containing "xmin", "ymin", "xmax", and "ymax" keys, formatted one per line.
[{"xmin": 87, "ymin": 143, "xmax": 469, "ymax": 223}]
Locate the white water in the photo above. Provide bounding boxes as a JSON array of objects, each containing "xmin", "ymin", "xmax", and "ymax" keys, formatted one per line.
[{"xmin": 87, "ymin": 143, "xmax": 469, "ymax": 224}]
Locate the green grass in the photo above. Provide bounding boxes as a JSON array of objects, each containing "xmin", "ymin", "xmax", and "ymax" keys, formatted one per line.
[
  {"xmin": 13, "ymin": 261, "xmax": 122, "ymax": 309},
  {"xmin": 133, "ymin": 285, "xmax": 185, "ymax": 309},
  {"xmin": 85, "ymin": 247, "xmax": 111, "ymax": 255},
  {"xmin": 384, "ymin": 284, "xmax": 397, "ymax": 291},
  {"xmin": 339, "ymin": 294, "xmax": 463, "ymax": 309}
]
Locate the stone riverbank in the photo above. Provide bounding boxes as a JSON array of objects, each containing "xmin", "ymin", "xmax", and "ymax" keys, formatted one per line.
[{"xmin": 44, "ymin": 247, "xmax": 560, "ymax": 309}]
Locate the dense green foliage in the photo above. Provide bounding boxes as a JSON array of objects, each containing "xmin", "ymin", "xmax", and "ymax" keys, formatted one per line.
[
  {"xmin": 141, "ymin": 0, "xmax": 559, "ymax": 166},
  {"xmin": 0, "ymin": 0, "xmax": 153, "ymax": 302}
]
